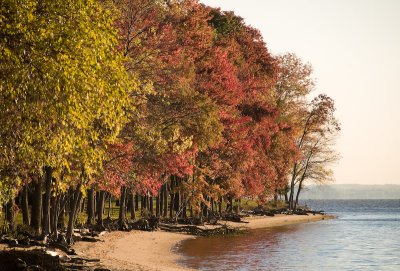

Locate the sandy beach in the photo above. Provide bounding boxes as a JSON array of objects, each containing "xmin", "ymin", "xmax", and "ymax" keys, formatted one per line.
[{"xmin": 72, "ymin": 214, "xmax": 333, "ymax": 271}]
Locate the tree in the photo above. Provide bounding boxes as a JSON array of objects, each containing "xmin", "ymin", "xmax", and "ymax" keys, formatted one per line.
[
  {"xmin": 288, "ymin": 94, "xmax": 340, "ymax": 210},
  {"xmin": 1, "ymin": 0, "xmax": 135, "ymax": 241}
]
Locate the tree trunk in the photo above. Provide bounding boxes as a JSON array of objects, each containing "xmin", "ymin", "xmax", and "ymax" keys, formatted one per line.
[
  {"xmin": 107, "ymin": 194, "xmax": 112, "ymax": 218},
  {"xmin": 42, "ymin": 166, "xmax": 52, "ymax": 237},
  {"xmin": 31, "ymin": 177, "xmax": 42, "ymax": 235},
  {"xmin": 149, "ymin": 196, "xmax": 153, "ymax": 215},
  {"xmin": 66, "ymin": 182, "xmax": 82, "ymax": 245},
  {"xmin": 288, "ymin": 163, "xmax": 298, "ymax": 210},
  {"xmin": 294, "ymin": 179, "xmax": 304, "ymax": 210},
  {"xmin": 96, "ymin": 191, "xmax": 105, "ymax": 225},
  {"xmin": 6, "ymin": 199, "xmax": 15, "ymax": 232},
  {"xmin": 159, "ymin": 187, "xmax": 164, "ymax": 217},
  {"xmin": 156, "ymin": 193, "xmax": 160, "ymax": 217},
  {"xmin": 163, "ymin": 184, "xmax": 168, "ymax": 217},
  {"xmin": 21, "ymin": 184, "xmax": 29, "ymax": 225},
  {"xmin": 58, "ymin": 197, "xmax": 65, "ymax": 229},
  {"xmin": 74, "ymin": 191, "xmax": 83, "ymax": 224},
  {"xmin": 50, "ymin": 194, "xmax": 60, "ymax": 237},
  {"xmin": 129, "ymin": 190, "xmax": 135, "ymax": 220},
  {"xmin": 86, "ymin": 187, "xmax": 95, "ymax": 224},
  {"xmin": 135, "ymin": 193, "xmax": 139, "ymax": 211},
  {"xmin": 118, "ymin": 186, "xmax": 127, "ymax": 229},
  {"xmin": 182, "ymin": 193, "xmax": 186, "ymax": 218}
]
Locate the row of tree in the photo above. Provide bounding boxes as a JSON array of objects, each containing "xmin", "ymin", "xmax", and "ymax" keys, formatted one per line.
[{"xmin": 0, "ymin": 0, "xmax": 339, "ymax": 243}]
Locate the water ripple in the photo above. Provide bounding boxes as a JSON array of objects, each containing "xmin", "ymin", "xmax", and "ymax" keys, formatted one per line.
[{"xmin": 177, "ymin": 200, "xmax": 400, "ymax": 271}]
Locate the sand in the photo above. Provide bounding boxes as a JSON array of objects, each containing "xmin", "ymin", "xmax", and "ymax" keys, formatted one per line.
[{"xmin": 72, "ymin": 214, "xmax": 333, "ymax": 271}]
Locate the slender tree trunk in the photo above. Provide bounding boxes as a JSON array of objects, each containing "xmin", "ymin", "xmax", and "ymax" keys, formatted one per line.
[
  {"xmin": 218, "ymin": 196, "xmax": 222, "ymax": 215},
  {"xmin": 97, "ymin": 191, "xmax": 105, "ymax": 225},
  {"xmin": 31, "ymin": 177, "xmax": 42, "ymax": 235},
  {"xmin": 118, "ymin": 186, "xmax": 127, "ymax": 229},
  {"xmin": 174, "ymin": 177, "xmax": 180, "ymax": 216},
  {"xmin": 66, "ymin": 182, "xmax": 82, "ymax": 245},
  {"xmin": 182, "ymin": 193, "xmax": 186, "ymax": 218},
  {"xmin": 289, "ymin": 163, "xmax": 298, "ymax": 210},
  {"xmin": 163, "ymin": 184, "xmax": 168, "ymax": 217},
  {"xmin": 108, "ymin": 194, "xmax": 112, "ymax": 218},
  {"xmin": 21, "ymin": 184, "xmax": 29, "ymax": 225},
  {"xmin": 159, "ymin": 187, "xmax": 164, "ymax": 217},
  {"xmin": 42, "ymin": 166, "xmax": 52, "ymax": 237},
  {"xmin": 51, "ymin": 193, "xmax": 60, "ymax": 237},
  {"xmin": 294, "ymin": 179, "xmax": 304, "ymax": 210},
  {"xmin": 274, "ymin": 187, "xmax": 278, "ymax": 204},
  {"xmin": 135, "ymin": 193, "xmax": 139, "ymax": 211},
  {"xmin": 129, "ymin": 190, "xmax": 135, "ymax": 220},
  {"xmin": 6, "ymin": 199, "xmax": 15, "ymax": 232},
  {"xmin": 156, "ymin": 193, "xmax": 160, "ymax": 217},
  {"xmin": 86, "ymin": 187, "xmax": 95, "ymax": 224},
  {"xmin": 149, "ymin": 196, "xmax": 153, "ymax": 215},
  {"xmin": 58, "ymin": 196, "xmax": 65, "ymax": 229},
  {"xmin": 74, "ymin": 191, "xmax": 83, "ymax": 224}
]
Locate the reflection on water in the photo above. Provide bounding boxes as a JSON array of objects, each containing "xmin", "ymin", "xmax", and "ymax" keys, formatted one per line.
[{"xmin": 176, "ymin": 200, "xmax": 400, "ymax": 271}]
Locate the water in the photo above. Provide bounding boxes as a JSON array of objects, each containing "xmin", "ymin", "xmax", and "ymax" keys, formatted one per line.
[{"xmin": 176, "ymin": 200, "xmax": 400, "ymax": 271}]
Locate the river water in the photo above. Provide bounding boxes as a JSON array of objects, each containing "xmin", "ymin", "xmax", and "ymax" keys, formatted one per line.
[{"xmin": 176, "ymin": 200, "xmax": 400, "ymax": 271}]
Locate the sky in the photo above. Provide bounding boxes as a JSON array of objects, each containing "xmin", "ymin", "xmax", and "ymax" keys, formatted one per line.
[{"xmin": 200, "ymin": 0, "xmax": 400, "ymax": 185}]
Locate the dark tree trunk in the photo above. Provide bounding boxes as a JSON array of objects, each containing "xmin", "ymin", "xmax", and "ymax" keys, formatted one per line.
[
  {"xmin": 202, "ymin": 202, "xmax": 208, "ymax": 218},
  {"xmin": 294, "ymin": 180, "xmax": 304, "ymax": 210},
  {"xmin": 107, "ymin": 194, "xmax": 112, "ymax": 218},
  {"xmin": 163, "ymin": 184, "xmax": 168, "ymax": 217},
  {"xmin": 96, "ymin": 191, "xmax": 105, "ymax": 225},
  {"xmin": 51, "ymin": 193, "xmax": 60, "ymax": 236},
  {"xmin": 42, "ymin": 166, "xmax": 52, "ymax": 237},
  {"xmin": 86, "ymin": 187, "xmax": 95, "ymax": 224},
  {"xmin": 149, "ymin": 196, "xmax": 153, "ymax": 214},
  {"xmin": 159, "ymin": 187, "xmax": 164, "ymax": 217},
  {"xmin": 6, "ymin": 199, "xmax": 15, "ymax": 232},
  {"xmin": 182, "ymin": 193, "xmax": 187, "ymax": 218},
  {"xmin": 174, "ymin": 191, "xmax": 179, "ymax": 215},
  {"xmin": 66, "ymin": 182, "xmax": 82, "ymax": 245},
  {"xmin": 169, "ymin": 193, "xmax": 174, "ymax": 218},
  {"xmin": 156, "ymin": 193, "xmax": 160, "ymax": 217},
  {"xmin": 74, "ymin": 191, "xmax": 83, "ymax": 224},
  {"xmin": 129, "ymin": 190, "xmax": 135, "ymax": 220},
  {"xmin": 274, "ymin": 187, "xmax": 278, "ymax": 203},
  {"xmin": 118, "ymin": 186, "xmax": 127, "ymax": 229},
  {"xmin": 21, "ymin": 184, "xmax": 29, "ymax": 225},
  {"xmin": 135, "ymin": 193, "xmax": 139, "ymax": 211},
  {"xmin": 288, "ymin": 164, "xmax": 298, "ymax": 210},
  {"xmin": 31, "ymin": 177, "xmax": 42, "ymax": 235},
  {"xmin": 226, "ymin": 195, "xmax": 233, "ymax": 213},
  {"xmin": 141, "ymin": 195, "xmax": 147, "ymax": 212},
  {"xmin": 58, "ymin": 196, "xmax": 65, "ymax": 229}
]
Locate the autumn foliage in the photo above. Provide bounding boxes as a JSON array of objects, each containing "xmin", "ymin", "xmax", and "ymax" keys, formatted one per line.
[{"xmin": 0, "ymin": 0, "xmax": 339, "ymax": 238}]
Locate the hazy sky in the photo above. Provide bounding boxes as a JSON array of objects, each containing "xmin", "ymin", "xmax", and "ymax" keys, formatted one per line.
[{"xmin": 200, "ymin": 0, "xmax": 400, "ymax": 185}]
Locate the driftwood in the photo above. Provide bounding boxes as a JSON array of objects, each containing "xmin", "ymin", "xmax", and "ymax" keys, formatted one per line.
[
  {"xmin": 129, "ymin": 216, "xmax": 159, "ymax": 231},
  {"xmin": 158, "ymin": 223, "xmax": 243, "ymax": 236}
]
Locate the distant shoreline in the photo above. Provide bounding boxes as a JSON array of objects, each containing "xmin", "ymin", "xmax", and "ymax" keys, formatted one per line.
[{"xmin": 72, "ymin": 214, "xmax": 333, "ymax": 271}]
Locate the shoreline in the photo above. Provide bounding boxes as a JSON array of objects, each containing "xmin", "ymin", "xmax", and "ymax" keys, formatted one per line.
[{"xmin": 72, "ymin": 214, "xmax": 333, "ymax": 271}]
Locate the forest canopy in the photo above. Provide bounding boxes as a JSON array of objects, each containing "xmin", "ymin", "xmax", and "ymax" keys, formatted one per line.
[{"xmin": 0, "ymin": 0, "xmax": 339, "ymax": 242}]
